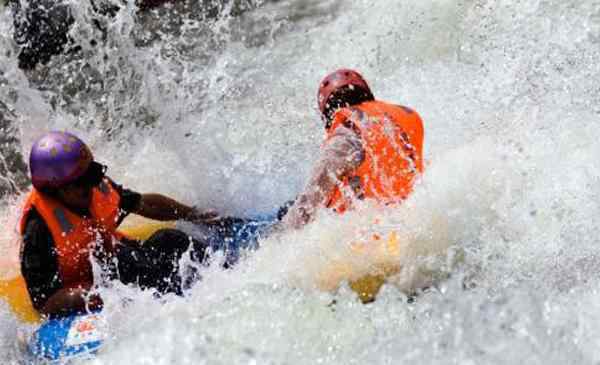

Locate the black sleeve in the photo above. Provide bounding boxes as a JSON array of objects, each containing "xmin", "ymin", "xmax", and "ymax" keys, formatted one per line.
[
  {"xmin": 21, "ymin": 209, "xmax": 62, "ymax": 312},
  {"xmin": 106, "ymin": 177, "xmax": 142, "ymax": 214}
]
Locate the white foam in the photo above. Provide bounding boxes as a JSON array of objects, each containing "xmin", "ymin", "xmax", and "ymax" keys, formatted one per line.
[{"xmin": 1, "ymin": 0, "xmax": 600, "ymax": 363}]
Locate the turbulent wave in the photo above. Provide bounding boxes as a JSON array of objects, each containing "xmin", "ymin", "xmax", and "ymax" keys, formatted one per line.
[{"xmin": 1, "ymin": 0, "xmax": 600, "ymax": 363}]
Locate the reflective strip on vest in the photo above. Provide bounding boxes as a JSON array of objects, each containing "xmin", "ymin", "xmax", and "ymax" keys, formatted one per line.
[{"xmin": 53, "ymin": 208, "xmax": 74, "ymax": 234}]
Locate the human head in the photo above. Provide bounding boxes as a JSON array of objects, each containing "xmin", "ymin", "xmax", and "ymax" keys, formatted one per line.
[
  {"xmin": 317, "ymin": 69, "xmax": 374, "ymax": 127},
  {"xmin": 30, "ymin": 131, "xmax": 106, "ymax": 208}
]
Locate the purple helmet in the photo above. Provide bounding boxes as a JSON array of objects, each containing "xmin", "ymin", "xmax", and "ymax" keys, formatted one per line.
[{"xmin": 29, "ymin": 131, "xmax": 94, "ymax": 190}]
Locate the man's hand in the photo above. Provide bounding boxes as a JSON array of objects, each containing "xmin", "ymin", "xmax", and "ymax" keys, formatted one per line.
[
  {"xmin": 187, "ymin": 207, "xmax": 220, "ymax": 224},
  {"xmin": 41, "ymin": 286, "xmax": 103, "ymax": 319}
]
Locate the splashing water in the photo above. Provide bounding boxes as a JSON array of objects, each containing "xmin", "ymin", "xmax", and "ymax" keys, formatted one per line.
[{"xmin": 1, "ymin": 0, "xmax": 600, "ymax": 363}]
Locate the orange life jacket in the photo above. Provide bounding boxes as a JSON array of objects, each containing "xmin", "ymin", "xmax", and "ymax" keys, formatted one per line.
[
  {"xmin": 325, "ymin": 100, "xmax": 424, "ymax": 213},
  {"xmin": 19, "ymin": 179, "xmax": 124, "ymax": 289}
]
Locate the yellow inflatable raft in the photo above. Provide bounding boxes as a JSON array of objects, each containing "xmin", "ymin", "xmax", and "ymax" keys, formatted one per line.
[
  {"xmin": 314, "ymin": 232, "xmax": 403, "ymax": 303},
  {"xmin": 316, "ymin": 212, "xmax": 456, "ymax": 303}
]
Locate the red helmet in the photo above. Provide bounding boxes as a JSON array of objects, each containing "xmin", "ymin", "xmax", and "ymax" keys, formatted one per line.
[{"xmin": 317, "ymin": 69, "xmax": 373, "ymax": 116}]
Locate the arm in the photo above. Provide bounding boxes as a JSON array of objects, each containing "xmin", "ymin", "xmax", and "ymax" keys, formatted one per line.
[
  {"xmin": 107, "ymin": 178, "xmax": 218, "ymax": 224},
  {"xmin": 21, "ymin": 212, "xmax": 63, "ymax": 313},
  {"xmin": 133, "ymin": 193, "xmax": 218, "ymax": 222},
  {"xmin": 280, "ymin": 125, "xmax": 364, "ymax": 230},
  {"xmin": 134, "ymin": 194, "xmax": 194, "ymax": 221}
]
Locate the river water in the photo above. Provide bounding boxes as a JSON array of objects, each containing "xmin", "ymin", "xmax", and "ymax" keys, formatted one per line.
[{"xmin": 1, "ymin": 0, "xmax": 600, "ymax": 363}]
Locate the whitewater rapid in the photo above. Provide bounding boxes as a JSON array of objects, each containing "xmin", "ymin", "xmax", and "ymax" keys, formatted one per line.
[{"xmin": 1, "ymin": 0, "xmax": 600, "ymax": 363}]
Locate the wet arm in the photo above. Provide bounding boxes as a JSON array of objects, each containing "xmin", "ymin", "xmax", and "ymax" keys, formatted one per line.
[
  {"xmin": 21, "ymin": 214, "xmax": 62, "ymax": 313},
  {"xmin": 281, "ymin": 126, "xmax": 364, "ymax": 229},
  {"xmin": 134, "ymin": 193, "xmax": 217, "ymax": 222},
  {"xmin": 107, "ymin": 178, "xmax": 217, "ymax": 223}
]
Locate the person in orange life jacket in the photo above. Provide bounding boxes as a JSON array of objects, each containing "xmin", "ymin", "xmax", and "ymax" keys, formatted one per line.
[
  {"xmin": 280, "ymin": 69, "xmax": 424, "ymax": 229},
  {"xmin": 20, "ymin": 131, "xmax": 217, "ymax": 318}
]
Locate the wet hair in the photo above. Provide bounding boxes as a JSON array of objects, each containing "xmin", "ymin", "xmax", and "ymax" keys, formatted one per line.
[{"xmin": 322, "ymin": 86, "xmax": 374, "ymax": 128}]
